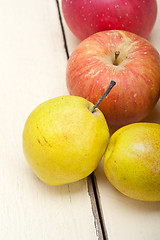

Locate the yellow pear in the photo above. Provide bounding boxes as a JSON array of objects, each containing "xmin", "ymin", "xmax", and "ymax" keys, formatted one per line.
[
  {"xmin": 103, "ymin": 123, "xmax": 160, "ymax": 201},
  {"xmin": 23, "ymin": 95, "xmax": 109, "ymax": 185}
]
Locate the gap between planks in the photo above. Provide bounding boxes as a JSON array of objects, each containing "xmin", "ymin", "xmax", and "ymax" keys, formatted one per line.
[
  {"xmin": 56, "ymin": 0, "xmax": 108, "ymax": 239},
  {"xmin": 88, "ymin": 173, "xmax": 109, "ymax": 240}
]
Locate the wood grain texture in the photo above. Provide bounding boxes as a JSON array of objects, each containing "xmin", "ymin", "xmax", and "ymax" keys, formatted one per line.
[
  {"xmin": 59, "ymin": 0, "xmax": 160, "ymax": 239},
  {"xmin": 0, "ymin": 0, "xmax": 100, "ymax": 239}
]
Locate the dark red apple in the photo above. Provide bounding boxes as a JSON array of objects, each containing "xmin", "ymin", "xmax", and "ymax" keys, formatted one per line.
[
  {"xmin": 62, "ymin": 0, "xmax": 157, "ymax": 40},
  {"xmin": 66, "ymin": 30, "xmax": 160, "ymax": 126}
]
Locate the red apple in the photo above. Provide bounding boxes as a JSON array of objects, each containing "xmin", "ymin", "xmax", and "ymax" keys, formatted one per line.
[
  {"xmin": 66, "ymin": 30, "xmax": 160, "ymax": 126},
  {"xmin": 62, "ymin": 0, "xmax": 157, "ymax": 40}
]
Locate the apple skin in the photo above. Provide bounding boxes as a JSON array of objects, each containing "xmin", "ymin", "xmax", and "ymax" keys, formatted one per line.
[
  {"xmin": 66, "ymin": 30, "xmax": 160, "ymax": 126},
  {"xmin": 103, "ymin": 122, "xmax": 160, "ymax": 201},
  {"xmin": 62, "ymin": 0, "xmax": 157, "ymax": 40},
  {"xmin": 23, "ymin": 96, "xmax": 109, "ymax": 186}
]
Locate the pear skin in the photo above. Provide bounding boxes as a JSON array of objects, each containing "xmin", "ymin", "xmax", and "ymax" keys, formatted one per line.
[
  {"xmin": 103, "ymin": 123, "xmax": 160, "ymax": 201},
  {"xmin": 23, "ymin": 96, "xmax": 109, "ymax": 186}
]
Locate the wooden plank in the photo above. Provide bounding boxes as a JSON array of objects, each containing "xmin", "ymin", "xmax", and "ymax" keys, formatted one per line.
[
  {"xmin": 59, "ymin": 0, "xmax": 160, "ymax": 239},
  {"xmin": 0, "ymin": 0, "xmax": 100, "ymax": 239},
  {"xmin": 56, "ymin": 1, "xmax": 105, "ymax": 238},
  {"xmin": 95, "ymin": 3, "xmax": 160, "ymax": 239}
]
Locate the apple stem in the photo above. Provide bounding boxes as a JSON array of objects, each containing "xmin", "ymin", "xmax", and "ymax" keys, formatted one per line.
[
  {"xmin": 114, "ymin": 51, "xmax": 120, "ymax": 65},
  {"xmin": 90, "ymin": 80, "xmax": 116, "ymax": 113}
]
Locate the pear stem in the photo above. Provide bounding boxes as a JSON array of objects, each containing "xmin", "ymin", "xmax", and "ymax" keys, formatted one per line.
[{"xmin": 90, "ymin": 80, "xmax": 116, "ymax": 113}]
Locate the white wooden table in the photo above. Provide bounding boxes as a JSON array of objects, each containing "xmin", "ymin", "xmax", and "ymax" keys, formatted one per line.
[{"xmin": 0, "ymin": 0, "xmax": 160, "ymax": 239}]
